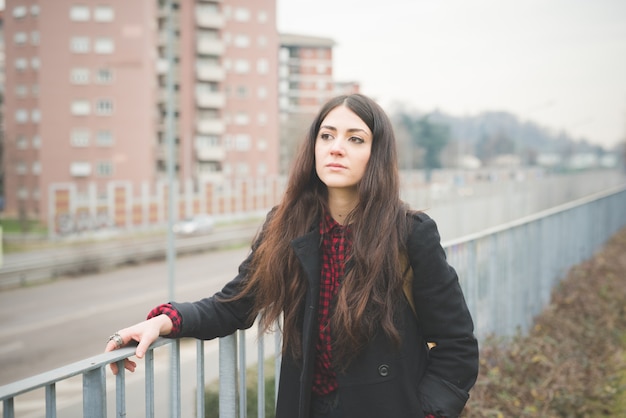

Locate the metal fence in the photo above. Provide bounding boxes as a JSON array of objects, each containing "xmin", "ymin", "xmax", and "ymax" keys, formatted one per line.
[{"xmin": 1, "ymin": 185, "xmax": 625, "ymax": 418}]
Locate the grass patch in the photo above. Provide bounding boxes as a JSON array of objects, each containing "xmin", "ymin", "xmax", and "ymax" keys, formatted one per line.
[{"xmin": 0, "ymin": 217, "xmax": 47, "ymax": 235}]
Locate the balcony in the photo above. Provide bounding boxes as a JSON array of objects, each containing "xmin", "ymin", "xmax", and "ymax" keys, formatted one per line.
[
  {"xmin": 196, "ymin": 119, "xmax": 225, "ymax": 135},
  {"xmin": 195, "ymin": 145, "xmax": 225, "ymax": 161},
  {"xmin": 196, "ymin": 65, "xmax": 225, "ymax": 82},
  {"xmin": 196, "ymin": 12, "xmax": 224, "ymax": 29},
  {"xmin": 196, "ymin": 92, "xmax": 225, "ymax": 109},
  {"xmin": 196, "ymin": 38, "xmax": 224, "ymax": 56}
]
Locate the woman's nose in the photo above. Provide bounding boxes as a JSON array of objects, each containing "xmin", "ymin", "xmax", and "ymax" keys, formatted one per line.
[{"xmin": 329, "ymin": 138, "xmax": 345, "ymax": 155}]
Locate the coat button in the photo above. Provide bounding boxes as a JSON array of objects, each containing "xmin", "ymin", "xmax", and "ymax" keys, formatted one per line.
[{"xmin": 378, "ymin": 364, "xmax": 389, "ymax": 377}]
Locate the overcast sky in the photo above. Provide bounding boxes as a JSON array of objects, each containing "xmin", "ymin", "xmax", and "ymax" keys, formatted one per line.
[{"xmin": 277, "ymin": 0, "xmax": 626, "ymax": 148}]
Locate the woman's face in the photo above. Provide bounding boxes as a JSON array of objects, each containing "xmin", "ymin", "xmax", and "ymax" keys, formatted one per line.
[{"xmin": 315, "ymin": 105, "xmax": 373, "ymax": 193}]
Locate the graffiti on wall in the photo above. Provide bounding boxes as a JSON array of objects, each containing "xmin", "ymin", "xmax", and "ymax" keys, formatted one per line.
[{"xmin": 56, "ymin": 210, "xmax": 113, "ymax": 235}]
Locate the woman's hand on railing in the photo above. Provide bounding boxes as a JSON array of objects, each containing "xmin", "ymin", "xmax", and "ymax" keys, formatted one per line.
[{"xmin": 104, "ymin": 314, "xmax": 173, "ymax": 375}]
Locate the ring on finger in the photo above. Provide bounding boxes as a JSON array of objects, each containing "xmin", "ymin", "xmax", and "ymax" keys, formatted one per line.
[{"xmin": 108, "ymin": 332, "xmax": 124, "ymax": 349}]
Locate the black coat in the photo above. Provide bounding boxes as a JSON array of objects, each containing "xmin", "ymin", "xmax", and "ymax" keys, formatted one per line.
[{"xmin": 172, "ymin": 211, "xmax": 479, "ymax": 418}]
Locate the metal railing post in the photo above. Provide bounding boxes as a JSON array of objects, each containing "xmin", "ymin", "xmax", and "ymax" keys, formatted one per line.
[
  {"xmin": 115, "ymin": 361, "xmax": 126, "ymax": 417},
  {"xmin": 219, "ymin": 333, "xmax": 238, "ymax": 418},
  {"xmin": 45, "ymin": 383, "xmax": 56, "ymax": 418},
  {"xmin": 83, "ymin": 367, "xmax": 106, "ymax": 418},
  {"xmin": 145, "ymin": 348, "xmax": 155, "ymax": 417},
  {"xmin": 3, "ymin": 398, "xmax": 14, "ymax": 418},
  {"xmin": 196, "ymin": 340, "xmax": 205, "ymax": 418}
]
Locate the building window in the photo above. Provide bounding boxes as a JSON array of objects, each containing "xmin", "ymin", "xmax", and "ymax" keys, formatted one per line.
[
  {"xmin": 233, "ymin": 7, "xmax": 250, "ymax": 22},
  {"xmin": 95, "ymin": 68, "xmax": 113, "ymax": 83},
  {"xmin": 236, "ymin": 85, "xmax": 248, "ymax": 98},
  {"xmin": 258, "ymin": 11, "xmax": 268, "ymax": 23},
  {"xmin": 96, "ymin": 161, "xmax": 114, "ymax": 177},
  {"xmin": 94, "ymin": 38, "xmax": 114, "ymax": 54},
  {"xmin": 70, "ymin": 6, "xmax": 90, "ymax": 21},
  {"xmin": 31, "ymin": 109, "xmax": 41, "ymax": 123},
  {"xmin": 31, "ymin": 57, "xmax": 40, "ymax": 70},
  {"xmin": 257, "ymin": 59, "xmax": 269, "ymax": 74},
  {"xmin": 257, "ymin": 112, "xmax": 267, "ymax": 126},
  {"xmin": 16, "ymin": 162, "xmax": 28, "ymax": 175},
  {"xmin": 71, "ymin": 68, "xmax": 90, "ymax": 84},
  {"xmin": 94, "ymin": 6, "xmax": 114, "ymax": 22},
  {"xmin": 234, "ymin": 112, "xmax": 249, "ymax": 126},
  {"xmin": 96, "ymin": 130, "xmax": 114, "ymax": 146},
  {"xmin": 71, "ymin": 100, "xmax": 91, "ymax": 115},
  {"xmin": 257, "ymin": 86, "xmax": 268, "ymax": 99},
  {"xmin": 95, "ymin": 99, "xmax": 113, "ymax": 115},
  {"xmin": 32, "ymin": 84, "xmax": 39, "ymax": 97},
  {"xmin": 17, "ymin": 188, "xmax": 29, "ymax": 200},
  {"xmin": 234, "ymin": 59, "xmax": 250, "ymax": 74},
  {"xmin": 31, "ymin": 5, "xmax": 40, "ymax": 16},
  {"xmin": 15, "ymin": 109, "xmax": 29, "ymax": 123},
  {"xmin": 257, "ymin": 138, "xmax": 268, "ymax": 151},
  {"xmin": 13, "ymin": 6, "xmax": 28, "ymax": 18},
  {"xmin": 32, "ymin": 135, "xmax": 41, "ymax": 148},
  {"xmin": 257, "ymin": 35, "xmax": 267, "ymax": 48},
  {"xmin": 236, "ymin": 163, "xmax": 249, "ymax": 176},
  {"xmin": 257, "ymin": 162, "xmax": 268, "ymax": 175},
  {"xmin": 71, "ymin": 37, "xmax": 90, "ymax": 53},
  {"xmin": 16, "ymin": 85, "xmax": 28, "ymax": 97},
  {"xmin": 14, "ymin": 32, "xmax": 28, "ymax": 45},
  {"xmin": 32, "ymin": 162, "xmax": 41, "ymax": 175},
  {"xmin": 71, "ymin": 129, "xmax": 90, "ymax": 147},
  {"xmin": 70, "ymin": 162, "xmax": 92, "ymax": 177},
  {"xmin": 15, "ymin": 58, "xmax": 28, "ymax": 71},
  {"xmin": 31, "ymin": 31, "xmax": 40, "ymax": 45},
  {"xmin": 233, "ymin": 35, "xmax": 250, "ymax": 48},
  {"xmin": 17, "ymin": 135, "xmax": 29, "ymax": 149},
  {"xmin": 235, "ymin": 134, "xmax": 251, "ymax": 150}
]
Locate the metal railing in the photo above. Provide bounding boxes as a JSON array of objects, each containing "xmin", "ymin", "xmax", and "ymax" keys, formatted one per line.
[{"xmin": 1, "ymin": 185, "xmax": 625, "ymax": 418}]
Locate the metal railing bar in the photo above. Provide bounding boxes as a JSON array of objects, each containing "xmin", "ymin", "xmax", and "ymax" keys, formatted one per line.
[
  {"xmin": 115, "ymin": 361, "xmax": 126, "ymax": 417},
  {"xmin": 45, "ymin": 383, "xmax": 56, "ymax": 418},
  {"xmin": 196, "ymin": 340, "xmax": 205, "ymax": 418},
  {"xmin": 170, "ymin": 340, "xmax": 181, "ymax": 418},
  {"xmin": 274, "ymin": 330, "xmax": 281, "ymax": 407},
  {"xmin": 83, "ymin": 366, "xmax": 106, "ymax": 418},
  {"xmin": 144, "ymin": 347, "xmax": 155, "ymax": 417},
  {"xmin": 238, "ymin": 329, "xmax": 247, "ymax": 418},
  {"xmin": 0, "ymin": 338, "xmax": 170, "ymax": 401},
  {"xmin": 219, "ymin": 334, "xmax": 237, "ymax": 418},
  {"xmin": 258, "ymin": 325, "xmax": 265, "ymax": 418},
  {"xmin": 3, "ymin": 397, "xmax": 14, "ymax": 418},
  {"xmin": 442, "ymin": 184, "xmax": 626, "ymax": 248}
]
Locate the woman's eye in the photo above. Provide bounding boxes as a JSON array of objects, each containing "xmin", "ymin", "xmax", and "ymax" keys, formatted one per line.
[
  {"xmin": 350, "ymin": 136, "xmax": 364, "ymax": 144},
  {"xmin": 320, "ymin": 133, "xmax": 333, "ymax": 140}
]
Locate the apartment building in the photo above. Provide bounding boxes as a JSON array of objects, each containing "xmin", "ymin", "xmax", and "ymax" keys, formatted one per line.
[
  {"xmin": 2, "ymin": 0, "xmax": 279, "ymax": 223},
  {"xmin": 278, "ymin": 33, "xmax": 359, "ymax": 174}
]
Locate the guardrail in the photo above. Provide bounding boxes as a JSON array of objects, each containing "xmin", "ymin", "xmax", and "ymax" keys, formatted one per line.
[
  {"xmin": 0, "ymin": 224, "xmax": 261, "ymax": 290},
  {"xmin": 1, "ymin": 185, "xmax": 625, "ymax": 417}
]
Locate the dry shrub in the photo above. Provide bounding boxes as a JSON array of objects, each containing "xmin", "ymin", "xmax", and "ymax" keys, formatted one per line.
[{"xmin": 462, "ymin": 227, "xmax": 626, "ymax": 417}]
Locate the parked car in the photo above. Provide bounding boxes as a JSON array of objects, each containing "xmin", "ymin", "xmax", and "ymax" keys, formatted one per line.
[{"xmin": 172, "ymin": 214, "xmax": 215, "ymax": 235}]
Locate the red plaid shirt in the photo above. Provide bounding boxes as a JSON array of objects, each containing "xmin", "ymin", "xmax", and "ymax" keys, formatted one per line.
[
  {"xmin": 312, "ymin": 212, "xmax": 352, "ymax": 396},
  {"xmin": 147, "ymin": 303, "xmax": 182, "ymax": 336}
]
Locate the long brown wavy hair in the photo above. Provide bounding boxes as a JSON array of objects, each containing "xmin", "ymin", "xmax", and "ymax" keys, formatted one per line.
[{"xmin": 236, "ymin": 94, "xmax": 410, "ymax": 366}]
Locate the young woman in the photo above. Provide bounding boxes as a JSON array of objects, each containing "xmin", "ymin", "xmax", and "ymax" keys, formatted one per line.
[{"xmin": 106, "ymin": 94, "xmax": 479, "ymax": 418}]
